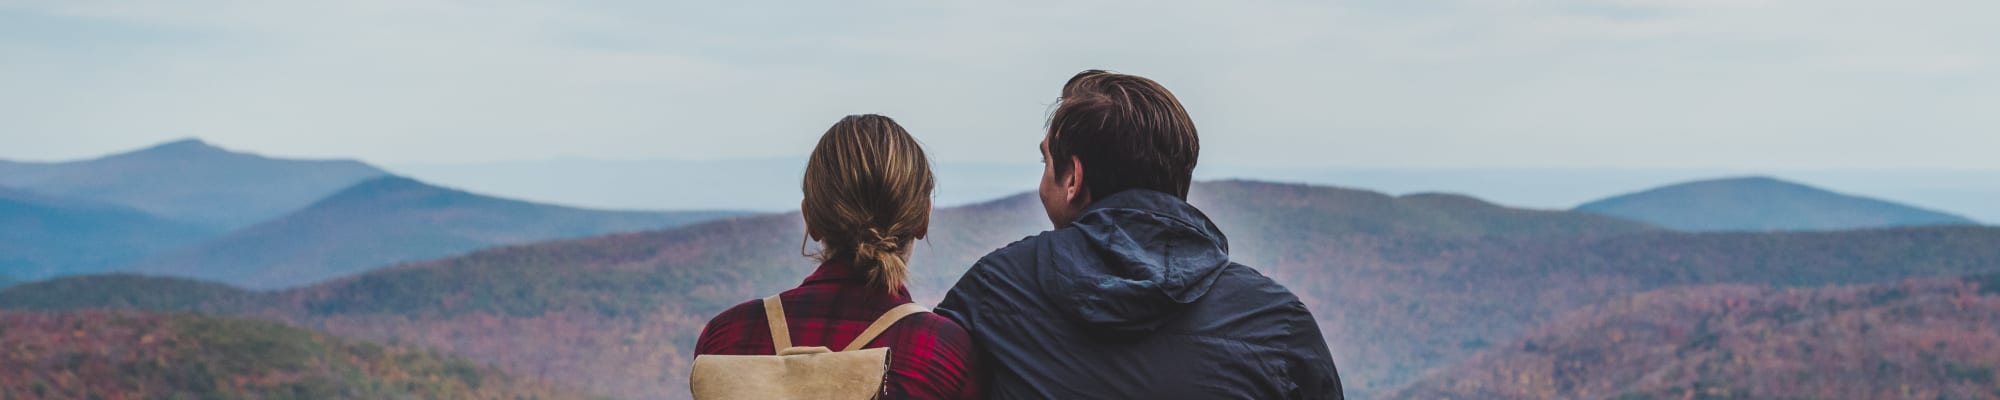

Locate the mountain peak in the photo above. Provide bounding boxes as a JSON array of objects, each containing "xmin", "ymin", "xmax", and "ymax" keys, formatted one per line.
[
  {"xmin": 1676, "ymin": 175, "xmax": 1805, "ymax": 189},
  {"xmin": 3, "ymin": 138, "xmax": 390, "ymax": 230},
  {"xmin": 310, "ymin": 175, "xmax": 462, "ymax": 205},
  {"xmin": 157, "ymin": 137, "xmax": 209, "ymax": 147},
  {"xmin": 1577, "ymin": 175, "xmax": 1976, "ymax": 231},
  {"xmin": 134, "ymin": 138, "xmax": 225, "ymax": 155},
  {"xmin": 349, "ymin": 175, "xmax": 429, "ymax": 191},
  {"xmin": 1706, "ymin": 175, "xmax": 1785, "ymax": 183}
]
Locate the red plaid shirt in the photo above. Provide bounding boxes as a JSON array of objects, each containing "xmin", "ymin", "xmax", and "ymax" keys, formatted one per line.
[{"xmin": 695, "ymin": 261, "xmax": 980, "ymax": 400}]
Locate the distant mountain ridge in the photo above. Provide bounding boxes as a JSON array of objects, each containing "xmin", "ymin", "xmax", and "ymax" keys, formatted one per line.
[
  {"xmin": 390, "ymin": 157, "xmax": 1045, "ymax": 212},
  {"xmin": 0, "ymin": 186, "xmax": 219, "ymax": 280},
  {"xmin": 0, "ymin": 138, "xmax": 388, "ymax": 229},
  {"xmin": 131, "ymin": 175, "xmax": 749, "ymax": 289},
  {"xmin": 394, "ymin": 160, "xmax": 2000, "ymax": 223},
  {"xmin": 1576, "ymin": 176, "xmax": 1977, "ymax": 232}
]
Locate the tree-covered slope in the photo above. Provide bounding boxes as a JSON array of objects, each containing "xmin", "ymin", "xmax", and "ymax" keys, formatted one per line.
[
  {"xmin": 1392, "ymin": 276, "xmax": 2000, "ymax": 400},
  {"xmin": 0, "ymin": 309, "xmax": 594, "ymax": 399}
]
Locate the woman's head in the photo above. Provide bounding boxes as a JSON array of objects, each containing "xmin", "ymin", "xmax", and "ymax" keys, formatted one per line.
[{"xmin": 802, "ymin": 114, "xmax": 935, "ymax": 293}]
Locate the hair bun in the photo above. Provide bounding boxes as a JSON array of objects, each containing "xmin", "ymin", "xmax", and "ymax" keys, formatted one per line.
[{"xmin": 859, "ymin": 228, "xmax": 902, "ymax": 257}]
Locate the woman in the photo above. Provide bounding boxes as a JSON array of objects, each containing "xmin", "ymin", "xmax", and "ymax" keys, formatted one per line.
[{"xmin": 694, "ymin": 114, "xmax": 979, "ymax": 399}]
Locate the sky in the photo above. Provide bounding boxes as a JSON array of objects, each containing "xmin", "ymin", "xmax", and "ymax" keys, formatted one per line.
[{"xmin": 3, "ymin": 0, "xmax": 1997, "ymax": 170}]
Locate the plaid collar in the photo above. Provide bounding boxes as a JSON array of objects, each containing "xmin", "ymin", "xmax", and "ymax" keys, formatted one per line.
[{"xmin": 801, "ymin": 260, "xmax": 915, "ymax": 302}]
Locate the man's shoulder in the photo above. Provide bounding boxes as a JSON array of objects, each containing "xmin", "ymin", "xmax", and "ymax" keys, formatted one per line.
[
  {"xmin": 988, "ymin": 231, "xmax": 1051, "ymax": 257},
  {"xmin": 1210, "ymin": 262, "xmax": 1309, "ymax": 311},
  {"xmin": 1210, "ymin": 262, "xmax": 1328, "ymax": 337},
  {"xmin": 968, "ymin": 230, "xmax": 1057, "ymax": 274},
  {"xmin": 943, "ymin": 230, "xmax": 1065, "ymax": 311}
]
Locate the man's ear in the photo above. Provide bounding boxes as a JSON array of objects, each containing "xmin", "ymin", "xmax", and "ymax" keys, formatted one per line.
[{"xmin": 1065, "ymin": 156, "xmax": 1090, "ymax": 204}]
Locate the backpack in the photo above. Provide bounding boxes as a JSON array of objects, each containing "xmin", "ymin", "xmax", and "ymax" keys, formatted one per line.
[{"xmin": 690, "ymin": 294, "xmax": 930, "ymax": 400}]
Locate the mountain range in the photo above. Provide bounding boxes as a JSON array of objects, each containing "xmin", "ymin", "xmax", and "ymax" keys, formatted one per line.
[
  {"xmin": 1, "ymin": 139, "xmax": 747, "ymax": 288},
  {"xmin": 390, "ymin": 157, "xmax": 1044, "ymax": 212},
  {"xmin": 395, "ymin": 159, "xmax": 2000, "ymax": 224},
  {"xmin": 1577, "ymin": 176, "xmax": 1978, "ymax": 232},
  {"xmin": 130, "ymin": 176, "xmax": 747, "ymax": 289},
  {"xmin": 0, "ymin": 186, "xmax": 218, "ymax": 280},
  {"xmin": 0, "ymin": 139, "xmax": 387, "ymax": 230},
  {"xmin": 9, "ymin": 180, "xmax": 1999, "ymax": 399}
]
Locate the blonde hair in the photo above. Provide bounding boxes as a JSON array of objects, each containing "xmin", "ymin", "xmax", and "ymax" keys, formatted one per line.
[{"xmin": 802, "ymin": 114, "xmax": 935, "ymax": 293}]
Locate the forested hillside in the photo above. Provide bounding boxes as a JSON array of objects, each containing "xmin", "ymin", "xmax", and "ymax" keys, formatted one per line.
[
  {"xmin": 0, "ymin": 310, "xmax": 592, "ymax": 399},
  {"xmin": 1392, "ymin": 275, "xmax": 2000, "ymax": 399}
]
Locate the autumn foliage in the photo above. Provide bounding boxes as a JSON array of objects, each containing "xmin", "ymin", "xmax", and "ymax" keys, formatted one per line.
[
  {"xmin": 0, "ymin": 310, "xmax": 592, "ymax": 399},
  {"xmin": 1391, "ymin": 276, "xmax": 2000, "ymax": 399}
]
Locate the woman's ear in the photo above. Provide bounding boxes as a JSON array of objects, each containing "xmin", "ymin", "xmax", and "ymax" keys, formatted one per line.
[{"xmin": 801, "ymin": 199, "xmax": 821, "ymax": 241}]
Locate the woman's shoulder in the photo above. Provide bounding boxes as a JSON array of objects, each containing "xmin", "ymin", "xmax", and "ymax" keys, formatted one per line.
[
  {"xmin": 695, "ymin": 298, "xmax": 770, "ymax": 355},
  {"xmin": 879, "ymin": 308, "xmax": 980, "ymax": 398},
  {"xmin": 708, "ymin": 298, "xmax": 768, "ymax": 326}
]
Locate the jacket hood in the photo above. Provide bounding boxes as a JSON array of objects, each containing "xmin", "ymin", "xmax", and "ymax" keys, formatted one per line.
[{"xmin": 1041, "ymin": 189, "xmax": 1233, "ymax": 337}]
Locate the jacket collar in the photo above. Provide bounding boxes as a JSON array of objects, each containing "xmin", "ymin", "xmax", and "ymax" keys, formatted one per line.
[{"xmin": 1079, "ymin": 189, "xmax": 1229, "ymax": 252}]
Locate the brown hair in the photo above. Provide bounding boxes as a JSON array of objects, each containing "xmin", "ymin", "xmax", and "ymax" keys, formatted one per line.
[
  {"xmin": 802, "ymin": 114, "xmax": 935, "ymax": 293},
  {"xmin": 1047, "ymin": 69, "xmax": 1200, "ymax": 199}
]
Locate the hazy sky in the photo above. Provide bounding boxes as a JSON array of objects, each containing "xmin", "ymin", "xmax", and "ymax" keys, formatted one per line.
[{"xmin": 4, "ymin": 0, "xmax": 1996, "ymax": 169}]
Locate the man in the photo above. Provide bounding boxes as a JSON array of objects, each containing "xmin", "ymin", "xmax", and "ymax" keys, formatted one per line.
[{"xmin": 936, "ymin": 70, "xmax": 1344, "ymax": 399}]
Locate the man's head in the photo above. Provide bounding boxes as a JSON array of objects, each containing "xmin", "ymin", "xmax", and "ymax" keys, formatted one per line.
[{"xmin": 1038, "ymin": 69, "xmax": 1200, "ymax": 228}]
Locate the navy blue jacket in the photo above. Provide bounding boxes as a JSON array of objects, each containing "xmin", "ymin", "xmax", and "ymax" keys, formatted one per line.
[{"xmin": 937, "ymin": 189, "xmax": 1344, "ymax": 399}]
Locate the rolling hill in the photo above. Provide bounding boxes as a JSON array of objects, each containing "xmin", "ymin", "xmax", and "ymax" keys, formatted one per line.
[
  {"xmin": 0, "ymin": 138, "xmax": 388, "ymax": 230},
  {"xmin": 0, "ymin": 186, "xmax": 219, "ymax": 280},
  {"xmin": 1576, "ymin": 176, "xmax": 1978, "ymax": 232},
  {"xmin": 131, "ymin": 176, "xmax": 749, "ymax": 290},
  {"xmin": 0, "ymin": 309, "xmax": 592, "ymax": 399},
  {"xmin": 0, "ymin": 274, "xmax": 261, "ymax": 313},
  {"xmin": 1390, "ymin": 275, "xmax": 2000, "ymax": 400},
  {"xmin": 9, "ymin": 180, "xmax": 2000, "ymax": 399}
]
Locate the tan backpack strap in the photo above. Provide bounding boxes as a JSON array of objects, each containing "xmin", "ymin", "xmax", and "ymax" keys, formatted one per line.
[
  {"xmin": 841, "ymin": 303, "xmax": 931, "ymax": 352},
  {"xmin": 763, "ymin": 295, "xmax": 792, "ymax": 353}
]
